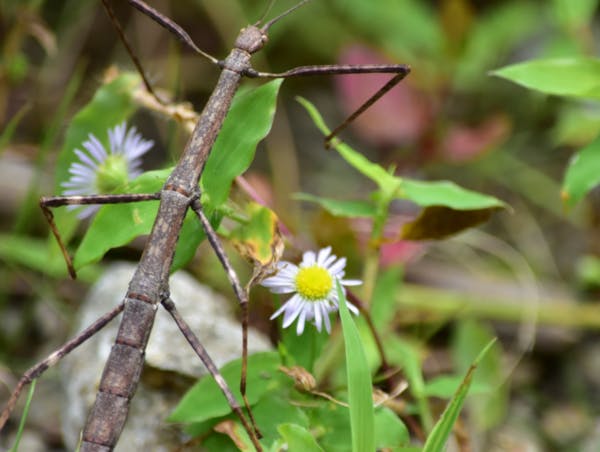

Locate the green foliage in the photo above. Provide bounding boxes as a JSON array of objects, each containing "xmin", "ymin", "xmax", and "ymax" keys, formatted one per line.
[
  {"xmin": 562, "ymin": 134, "xmax": 600, "ymax": 207},
  {"xmin": 337, "ymin": 280, "xmax": 375, "ymax": 452},
  {"xmin": 492, "ymin": 58, "xmax": 600, "ymax": 99},
  {"xmin": 494, "ymin": 57, "xmax": 600, "ymax": 208}
]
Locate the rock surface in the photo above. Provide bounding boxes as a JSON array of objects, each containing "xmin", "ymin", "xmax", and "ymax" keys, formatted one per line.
[{"xmin": 61, "ymin": 262, "xmax": 272, "ymax": 451}]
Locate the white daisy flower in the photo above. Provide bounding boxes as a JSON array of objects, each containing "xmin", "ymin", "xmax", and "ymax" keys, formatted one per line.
[
  {"xmin": 261, "ymin": 246, "xmax": 362, "ymax": 335},
  {"xmin": 61, "ymin": 121, "xmax": 153, "ymax": 219}
]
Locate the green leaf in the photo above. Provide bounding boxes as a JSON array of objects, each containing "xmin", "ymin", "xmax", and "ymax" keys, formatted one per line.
[
  {"xmin": 277, "ymin": 424, "xmax": 324, "ymax": 452},
  {"xmin": 492, "ymin": 58, "xmax": 600, "ymax": 99},
  {"xmin": 422, "ymin": 339, "xmax": 497, "ymax": 452},
  {"xmin": 337, "ymin": 281, "xmax": 375, "ymax": 452},
  {"xmin": 400, "ymin": 179, "xmax": 506, "ymax": 210},
  {"xmin": 73, "ymin": 169, "xmax": 167, "ymax": 269},
  {"xmin": 168, "ymin": 352, "xmax": 282, "ymax": 423},
  {"xmin": 202, "ymin": 79, "xmax": 283, "ymax": 210},
  {"xmin": 562, "ymin": 133, "xmax": 600, "ymax": 207},
  {"xmin": 373, "ymin": 407, "xmax": 410, "ymax": 448},
  {"xmin": 293, "ymin": 193, "xmax": 376, "ymax": 218}
]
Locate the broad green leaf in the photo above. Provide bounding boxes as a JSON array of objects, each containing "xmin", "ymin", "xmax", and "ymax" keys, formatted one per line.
[
  {"xmin": 400, "ymin": 179, "xmax": 506, "ymax": 210},
  {"xmin": 422, "ymin": 339, "xmax": 497, "ymax": 452},
  {"xmin": 562, "ymin": 133, "xmax": 600, "ymax": 207},
  {"xmin": 373, "ymin": 407, "xmax": 410, "ymax": 448},
  {"xmin": 73, "ymin": 169, "xmax": 167, "ymax": 269},
  {"xmin": 251, "ymin": 396, "xmax": 310, "ymax": 447},
  {"xmin": 202, "ymin": 79, "xmax": 283, "ymax": 210},
  {"xmin": 337, "ymin": 281, "xmax": 375, "ymax": 452},
  {"xmin": 492, "ymin": 58, "xmax": 600, "ymax": 99},
  {"xmin": 168, "ymin": 352, "xmax": 282, "ymax": 423},
  {"xmin": 401, "ymin": 205, "xmax": 502, "ymax": 240},
  {"xmin": 277, "ymin": 424, "xmax": 324, "ymax": 452},
  {"xmin": 293, "ymin": 193, "xmax": 376, "ymax": 218}
]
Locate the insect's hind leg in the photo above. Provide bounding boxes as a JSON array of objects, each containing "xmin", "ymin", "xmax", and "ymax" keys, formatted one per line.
[{"xmin": 40, "ymin": 192, "xmax": 160, "ymax": 279}]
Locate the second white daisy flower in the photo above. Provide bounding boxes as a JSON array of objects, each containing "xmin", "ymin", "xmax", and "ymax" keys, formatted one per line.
[
  {"xmin": 61, "ymin": 121, "xmax": 153, "ymax": 219},
  {"xmin": 261, "ymin": 246, "xmax": 362, "ymax": 335}
]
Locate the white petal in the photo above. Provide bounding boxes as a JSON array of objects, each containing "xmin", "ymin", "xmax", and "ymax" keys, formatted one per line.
[
  {"xmin": 316, "ymin": 246, "xmax": 332, "ymax": 265},
  {"xmin": 328, "ymin": 257, "xmax": 347, "ymax": 276},
  {"xmin": 302, "ymin": 250, "xmax": 316, "ymax": 266},
  {"xmin": 74, "ymin": 149, "xmax": 99, "ymax": 169},
  {"xmin": 341, "ymin": 279, "xmax": 362, "ymax": 286},
  {"xmin": 346, "ymin": 301, "xmax": 360, "ymax": 316},
  {"xmin": 313, "ymin": 302, "xmax": 322, "ymax": 331},
  {"xmin": 84, "ymin": 135, "xmax": 107, "ymax": 161},
  {"xmin": 296, "ymin": 308, "xmax": 307, "ymax": 335},
  {"xmin": 322, "ymin": 303, "xmax": 332, "ymax": 333}
]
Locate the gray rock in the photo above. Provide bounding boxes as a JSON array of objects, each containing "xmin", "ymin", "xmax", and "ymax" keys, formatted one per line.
[{"xmin": 61, "ymin": 262, "xmax": 272, "ymax": 451}]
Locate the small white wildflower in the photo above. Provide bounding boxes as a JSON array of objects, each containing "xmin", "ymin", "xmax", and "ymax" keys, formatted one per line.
[
  {"xmin": 261, "ymin": 246, "xmax": 362, "ymax": 335},
  {"xmin": 61, "ymin": 121, "xmax": 153, "ymax": 218}
]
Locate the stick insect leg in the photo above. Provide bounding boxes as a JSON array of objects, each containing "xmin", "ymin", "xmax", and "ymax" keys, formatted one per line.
[
  {"xmin": 40, "ymin": 193, "xmax": 160, "ymax": 279},
  {"xmin": 0, "ymin": 301, "xmax": 125, "ymax": 430},
  {"xmin": 160, "ymin": 297, "xmax": 262, "ymax": 452},
  {"xmin": 189, "ymin": 199, "xmax": 261, "ymax": 439},
  {"xmin": 253, "ymin": 63, "xmax": 411, "ymax": 146}
]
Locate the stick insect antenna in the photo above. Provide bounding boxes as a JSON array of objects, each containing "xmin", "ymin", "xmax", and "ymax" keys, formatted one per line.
[
  {"xmin": 260, "ymin": 0, "xmax": 311, "ymax": 31},
  {"xmin": 126, "ymin": 0, "xmax": 219, "ymax": 65},
  {"xmin": 255, "ymin": 0, "xmax": 277, "ymax": 26},
  {"xmin": 100, "ymin": 0, "xmax": 162, "ymax": 103}
]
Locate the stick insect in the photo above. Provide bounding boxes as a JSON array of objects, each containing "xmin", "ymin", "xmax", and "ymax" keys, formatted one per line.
[{"xmin": 0, "ymin": 0, "xmax": 410, "ymax": 450}]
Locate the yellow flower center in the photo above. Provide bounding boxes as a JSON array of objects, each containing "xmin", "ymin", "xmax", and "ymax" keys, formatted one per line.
[{"xmin": 295, "ymin": 266, "xmax": 333, "ymax": 301}]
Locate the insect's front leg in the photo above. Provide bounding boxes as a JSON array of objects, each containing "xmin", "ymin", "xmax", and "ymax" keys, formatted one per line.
[{"xmin": 40, "ymin": 193, "xmax": 161, "ymax": 278}]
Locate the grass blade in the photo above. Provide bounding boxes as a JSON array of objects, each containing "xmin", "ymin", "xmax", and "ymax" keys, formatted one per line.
[{"xmin": 337, "ymin": 280, "xmax": 374, "ymax": 452}]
